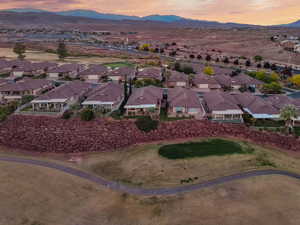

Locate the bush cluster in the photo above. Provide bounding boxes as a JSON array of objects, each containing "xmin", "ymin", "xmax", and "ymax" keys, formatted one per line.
[{"xmin": 135, "ymin": 116, "xmax": 159, "ymax": 133}]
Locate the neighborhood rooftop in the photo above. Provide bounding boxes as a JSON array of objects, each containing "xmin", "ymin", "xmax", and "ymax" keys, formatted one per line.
[
  {"xmin": 32, "ymin": 81, "xmax": 92, "ymax": 103},
  {"xmin": 0, "ymin": 78, "xmax": 52, "ymax": 92}
]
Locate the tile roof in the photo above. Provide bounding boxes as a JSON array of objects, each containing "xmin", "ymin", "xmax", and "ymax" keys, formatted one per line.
[
  {"xmin": 0, "ymin": 78, "xmax": 52, "ymax": 92},
  {"xmin": 167, "ymin": 70, "xmax": 188, "ymax": 82},
  {"xmin": 108, "ymin": 67, "xmax": 136, "ymax": 78},
  {"xmin": 267, "ymin": 95, "xmax": 300, "ymax": 109},
  {"xmin": 84, "ymin": 82, "xmax": 124, "ymax": 103},
  {"xmin": 79, "ymin": 64, "xmax": 108, "ymax": 77},
  {"xmin": 34, "ymin": 81, "xmax": 92, "ymax": 101},
  {"xmin": 48, "ymin": 64, "xmax": 85, "ymax": 73},
  {"xmin": 233, "ymin": 93, "xmax": 279, "ymax": 115},
  {"xmin": 232, "ymin": 74, "xmax": 263, "ymax": 86},
  {"xmin": 125, "ymin": 86, "xmax": 163, "ymax": 107},
  {"xmin": 0, "ymin": 79, "xmax": 9, "ymax": 86},
  {"xmin": 136, "ymin": 67, "xmax": 162, "ymax": 80},
  {"xmin": 168, "ymin": 87, "xmax": 203, "ymax": 109},
  {"xmin": 203, "ymin": 92, "xmax": 241, "ymax": 112},
  {"xmin": 193, "ymin": 74, "xmax": 221, "ymax": 88},
  {"xmin": 215, "ymin": 74, "xmax": 262, "ymax": 87}
]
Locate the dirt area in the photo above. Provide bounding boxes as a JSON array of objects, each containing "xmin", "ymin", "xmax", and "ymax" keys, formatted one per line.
[
  {"xmin": 76, "ymin": 138, "xmax": 300, "ymax": 188},
  {"xmin": 0, "ymin": 160, "xmax": 300, "ymax": 225},
  {"xmin": 0, "ymin": 47, "xmax": 128, "ymax": 65}
]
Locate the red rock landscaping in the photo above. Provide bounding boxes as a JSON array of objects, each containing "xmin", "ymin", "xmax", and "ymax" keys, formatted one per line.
[{"xmin": 0, "ymin": 115, "xmax": 299, "ymax": 153}]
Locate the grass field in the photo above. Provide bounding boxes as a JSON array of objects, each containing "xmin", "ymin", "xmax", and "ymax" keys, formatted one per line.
[
  {"xmin": 103, "ymin": 61, "xmax": 135, "ymax": 69},
  {"xmin": 78, "ymin": 138, "xmax": 300, "ymax": 188},
  {"xmin": 1, "ymin": 161, "xmax": 300, "ymax": 225},
  {"xmin": 158, "ymin": 139, "xmax": 253, "ymax": 159},
  {"xmin": 0, "ymin": 48, "xmax": 128, "ymax": 65}
]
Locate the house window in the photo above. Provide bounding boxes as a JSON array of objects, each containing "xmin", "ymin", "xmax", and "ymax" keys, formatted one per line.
[
  {"xmin": 188, "ymin": 108, "xmax": 198, "ymax": 113},
  {"xmin": 175, "ymin": 107, "xmax": 184, "ymax": 113},
  {"xmin": 233, "ymin": 114, "xmax": 242, "ymax": 120},
  {"xmin": 224, "ymin": 114, "xmax": 232, "ymax": 120}
]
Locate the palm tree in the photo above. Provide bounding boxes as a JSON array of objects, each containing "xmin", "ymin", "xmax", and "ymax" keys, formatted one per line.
[{"xmin": 280, "ymin": 105, "xmax": 299, "ymax": 134}]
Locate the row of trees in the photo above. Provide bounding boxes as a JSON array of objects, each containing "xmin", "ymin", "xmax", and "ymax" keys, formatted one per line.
[{"xmin": 13, "ymin": 42, "xmax": 68, "ymax": 60}]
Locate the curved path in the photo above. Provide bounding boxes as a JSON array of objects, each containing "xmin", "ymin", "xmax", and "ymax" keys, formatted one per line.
[{"xmin": 1, "ymin": 156, "xmax": 300, "ymax": 196}]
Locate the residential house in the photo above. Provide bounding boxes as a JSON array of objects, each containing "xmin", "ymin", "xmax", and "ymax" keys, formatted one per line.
[
  {"xmin": 82, "ymin": 82, "xmax": 124, "ymax": 112},
  {"xmin": 136, "ymin": 67, "xmax": 163, "ymax": 81},
  {"xmin": 0, "ymin": 60, "xmax": 12, "ymax": 74},
  {"xmin": 215, "ymin": 74, "xmax": 262, "ymax": 91},
  {"xmin": 108, "ymin": 66, "xmax": 136, "ymax": 82},
  {"xmin": 0, "ymin": 79, "xmax": 8, "ymax": 86},
  {"xmin": 47, "ymin": 64, "xmax": 86, "ymax": 80},
  {"xmin": 31, "ymin": 81, "xmax": 92, "ymax": 113},
  {"xmin": 268, "ymin": 95, "xmax": 300, "ymax": 109},
  {"xmin": 192, "ymin": 74, "xmax": 221, "ymax": 92},
  {"xmin": 10, "ymin": 60, "xmax": 32, "ymax": 69},
  {"xmin": 215, "ymin": 75, "xmax": 234, "ymax": 90},
  {"xmin": 0, "ymin": 78, "xmax": 53, "ymax": 102},
  {"xmin": 267, "ymin": 95, "xmax": 300, "ymax": 120},
  {"xmin": 125, "ymin": 86, "xmax": 163, "ymax": 116},
  {"xmin": 166, "ymin": 70, "xmax": 189, "ymax": 88},
  {"xmin": 10, "ymin": 62, "xmax": 57, "ymax": 77},
  {"xmin": 232, "ymin": 74, "xmax": 263, "ymax": 90},
  {"xmin": 168, "ymin": 88, "xmax": 205, "ymax": 119},
  {"xmin": 203, "ymin": 92, "xmax": 244, "ymax": 122},
  {"xmin": 233, "ymin": 93, "xmax": 279, "ymax": 119},
  {"xmin": 79, "ymin": 64, "xmax": 109, "ymax": 83}
]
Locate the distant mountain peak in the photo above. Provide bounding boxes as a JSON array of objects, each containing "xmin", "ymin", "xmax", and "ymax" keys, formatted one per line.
[
  {"xmin": 142, "ymin": 15, "xmax": 184, "ymax": 22},
  {"xmin": 1, "ymin": 8, "xmax": 299, "ymax": 27},
  {"xmin": 3, "ymin": 8, "xmax": 48, "ymax": 13}
]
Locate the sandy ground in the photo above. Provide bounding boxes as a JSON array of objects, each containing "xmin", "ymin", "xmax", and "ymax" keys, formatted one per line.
[
  {"xmin": 78, "ymin": 139, "xmax": 300, "ymax": 188},
  {"xmin": 0, "ymin": 47, "xmax": 127, "ymax": 65},
  {"xmin": 0, "ymin": 161, "xmax": 300, "ymax": 225}
]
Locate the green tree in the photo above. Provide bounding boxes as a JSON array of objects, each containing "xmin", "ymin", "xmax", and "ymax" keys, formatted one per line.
[
  {"xmin": 203, "ymin": 66, "xmax": 214, "ymax": 76},
  {"xmin": 13, "ymin": 43, "xmax": 26, "ymax": 60},
  {"xmin": 57, "ymin": 42, "xmax": 68, "ymax": 60},
  {"xmin": 262, "ymin": 82, "xmax": 282, "ymax": 94},
  {"xmin": 174, "ymin": 62, "xmax": 181, "ymax": 72},
  {"xmin": 289, "ymin": 74, "xmax": 300, "ymax": 87},
  {"xmin": 133, "ymin": 78, "xmax": 161, "ymax": 88},
  {"xmin": 182, "ymin": 66, "xmax": 194, "ymax": 75},
  {"xmin": 280, "ymin": 105, "xmax": 298, "ymax": 134},
  {"xmin": 135, "ymin": 116, "xmax": 159, "ymax": 133},
  {"xmin": 270, "ymin": 72, "xmax": 280, "ymax": 82},
  {"xmin": 254, "ymin": 55, "xmax": 263, "ymax": 62},
  {"xmin": 80, "ymin": 108, "xmax": 95, "ymax": 121}
]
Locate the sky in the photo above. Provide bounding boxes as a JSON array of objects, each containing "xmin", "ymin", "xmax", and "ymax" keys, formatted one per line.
[{"xmin": 0, "ymin": 0, "xmax": 299, "ymax": 25}]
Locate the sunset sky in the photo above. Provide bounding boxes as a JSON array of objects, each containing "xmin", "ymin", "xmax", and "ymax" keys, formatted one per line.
[{"xmin": 0, "ymin": 0, "xmax": 299, "ymax": 25}]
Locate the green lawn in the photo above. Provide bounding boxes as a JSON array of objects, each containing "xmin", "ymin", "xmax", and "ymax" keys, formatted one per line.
[
  {"xmin": 254, "ymin": 119, "xmax": 285, "ymax": 127},
  {"xmin": 158, "ymin": 139, "xmax": 254, "ymax": 159},
  {"xmin": 104, "ymin": 62, "xmax": 135, "ymax": 69},
  {"xmin": 295, "ymin": 127, "xmax": 300, "ymax": 137}
]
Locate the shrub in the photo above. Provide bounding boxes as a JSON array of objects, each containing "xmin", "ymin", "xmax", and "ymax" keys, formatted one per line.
[
  {"xmin": 135, "ymin": 116, "xmax": 159, "ymax": 133},
  {"xmin": 21, "ymin": 95, "xmax": 35, "ymax": 105},
  {"xmin": 80, "ymin": 109, "xmax": 95, "ymax": 121},
  {"xmin": 62, "ymin": 110, "xmax": 73, "ymax": 120},
  {"xmin": 262, "ymin": 82, "xmax": 282, "ymax": 94},
  {"xmin": 203, "ymin": 66, "xmax": 214, "ymax": 76}
]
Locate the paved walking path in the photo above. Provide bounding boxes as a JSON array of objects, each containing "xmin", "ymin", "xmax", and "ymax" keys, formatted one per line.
[{"xmin": 1, "ymin": 156, "xmax": 300, "ymax": 196}]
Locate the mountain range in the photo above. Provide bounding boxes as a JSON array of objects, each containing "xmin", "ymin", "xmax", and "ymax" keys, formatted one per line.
[{"xmin": 1, "ymin": 8, "xmax": 300, "ymax": 27}]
